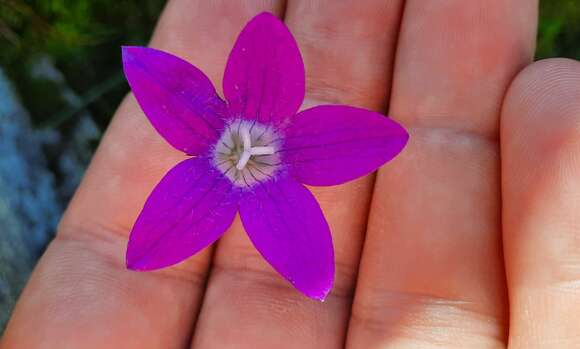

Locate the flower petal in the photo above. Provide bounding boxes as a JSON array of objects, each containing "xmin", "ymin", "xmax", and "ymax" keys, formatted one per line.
[
  {"xmin": 126, "ymin": 157, "xmax": 239, "ymax": 270},
  {"xmin": 223, "ymin": 12, "xmax": 305, "ymax": 126},
  {"xmin": 122, "ymin": 46, "xmax": 227, "ymax": 155},
  {"xmin": 239, "ymin": 177, "xmax": 334, "ymax": 300},
  {"xmin": 281, "ymin": 105, "xmax": 409, "ymax": 186}
]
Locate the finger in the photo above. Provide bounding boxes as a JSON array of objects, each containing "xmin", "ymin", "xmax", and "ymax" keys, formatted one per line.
[
  {"xmin": 191, "ymin": 1, "xmax": 405, "ymax": 348},
  {"xmin": 0, "ymin": 1, "xmax": 282, "ymax": 348},
  {"xmin": 348, "ymin": 1, "xmax": 537, "ymax": 348},
  {"xmin": 501, "ymin": 58, "xmax": 580, "ymax": 349}
]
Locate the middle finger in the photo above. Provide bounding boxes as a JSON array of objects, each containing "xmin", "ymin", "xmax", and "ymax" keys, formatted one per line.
[{"xmin": 191, "ymin": 1, "xmax": 405, "ymax": 347}]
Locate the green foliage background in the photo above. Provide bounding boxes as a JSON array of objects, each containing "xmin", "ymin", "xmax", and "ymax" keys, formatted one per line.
[
  {"xmin": 0, "ymin": 0, "xmax": 164, "ymax": 130},
  {"xmin": 0, "ymin": 0, "xmax": 579, "ymax": 133}
]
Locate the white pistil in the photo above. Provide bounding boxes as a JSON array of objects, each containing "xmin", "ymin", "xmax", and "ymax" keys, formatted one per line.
[
  {"xmin": 241, "ymin": 126, "xmax": 251, "ymax": 150},
  {"xmin": 235, "ymin": 126, "xmax": 275, "ymax": 170},
  {"xmin": 236, "ymin": 151, "xmax": 252, "ymax": 170},
  {"xmin": 250, "ymin": 146, "xmax": 275, "ymax": 155}
]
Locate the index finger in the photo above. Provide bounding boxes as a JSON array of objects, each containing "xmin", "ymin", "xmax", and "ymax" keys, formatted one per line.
[{"xmin": 0, "ymin": 1, "xmax": 283, "ymax": 348}]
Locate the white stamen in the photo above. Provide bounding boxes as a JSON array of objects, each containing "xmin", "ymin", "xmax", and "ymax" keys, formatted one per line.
[
  {"xmin": 250, "ymin": 146, "xmax": 275, "ymax": 155},
  {"xmin": 214, "ymin": 119, "xmax": 280, "ymax": 187},
  {"xmin": 235, "ymin": 125, "xmax": 275, "ymax": 170},
  {"xmin": 236, "ymin": 151, "xmax": 252, "ymax": 170}
]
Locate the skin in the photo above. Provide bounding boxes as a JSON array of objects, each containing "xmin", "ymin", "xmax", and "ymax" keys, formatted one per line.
[{"xmin": 1, "ymin": 0, "xmax": 580, "ymax": 348}]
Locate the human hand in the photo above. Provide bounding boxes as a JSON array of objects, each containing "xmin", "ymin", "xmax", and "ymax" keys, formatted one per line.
[{"xmin": 2, "ymin": 1, "xmax": 580, "ymax": 348}]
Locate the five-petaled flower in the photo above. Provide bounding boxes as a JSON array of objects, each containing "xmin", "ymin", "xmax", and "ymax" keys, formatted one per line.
[{"xmin": 123, "ymin": 12, "xmax": 408, "ymax": 300}]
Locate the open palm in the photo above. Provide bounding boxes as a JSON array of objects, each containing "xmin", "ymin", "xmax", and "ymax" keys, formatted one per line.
[{"xmin": 3, "ymin": 1, "xmax": 580, "ymax": 348}]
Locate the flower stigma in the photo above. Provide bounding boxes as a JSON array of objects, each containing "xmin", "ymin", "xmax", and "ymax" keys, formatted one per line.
[{"xmin": 213, "ymin": 119, "xmax": 281, "ymax": 187}]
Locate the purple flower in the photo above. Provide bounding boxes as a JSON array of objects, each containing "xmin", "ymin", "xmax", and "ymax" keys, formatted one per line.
[{"xmin": 122, "ymin": 12, "xmax": 408, "ymax": 300}]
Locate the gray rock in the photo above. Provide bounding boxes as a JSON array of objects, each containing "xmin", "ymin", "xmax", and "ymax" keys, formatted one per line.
[
  {"xmin": 0, "ymin": 67, "xmax": 60, "ymax": 332},
  {"xmin": 0, "ymin": 60, "xmax": 100, "ymax": 333}
]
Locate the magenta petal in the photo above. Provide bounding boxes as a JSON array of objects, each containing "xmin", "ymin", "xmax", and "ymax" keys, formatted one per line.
[
  {"xmin": 239, "ymin": 177, "xmax": 334, "ymax": 300},
  {"xmin": 223, "ymin": 12, "xmax": 305, "ymax": 126},
  {"xmin": 281, "ymin": 105, "xmax": 409, "ymax": 186},
  {"xmin": 126, "ymin": 157, "xmax": 239, "ymax": 270},
  {"xmin": 122, "ymin": 46, "xmax": 227, "ymax": 155}
]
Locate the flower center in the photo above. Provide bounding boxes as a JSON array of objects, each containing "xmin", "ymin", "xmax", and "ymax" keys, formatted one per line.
[{"xmin": 213, "ymin": 119, "xmax": 281, "ymax": 187}]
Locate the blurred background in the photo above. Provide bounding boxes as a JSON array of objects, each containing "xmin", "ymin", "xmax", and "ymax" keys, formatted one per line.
[{"xmin": 0, "ymin": 0, "xmax": 579, "ymax": 333}]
